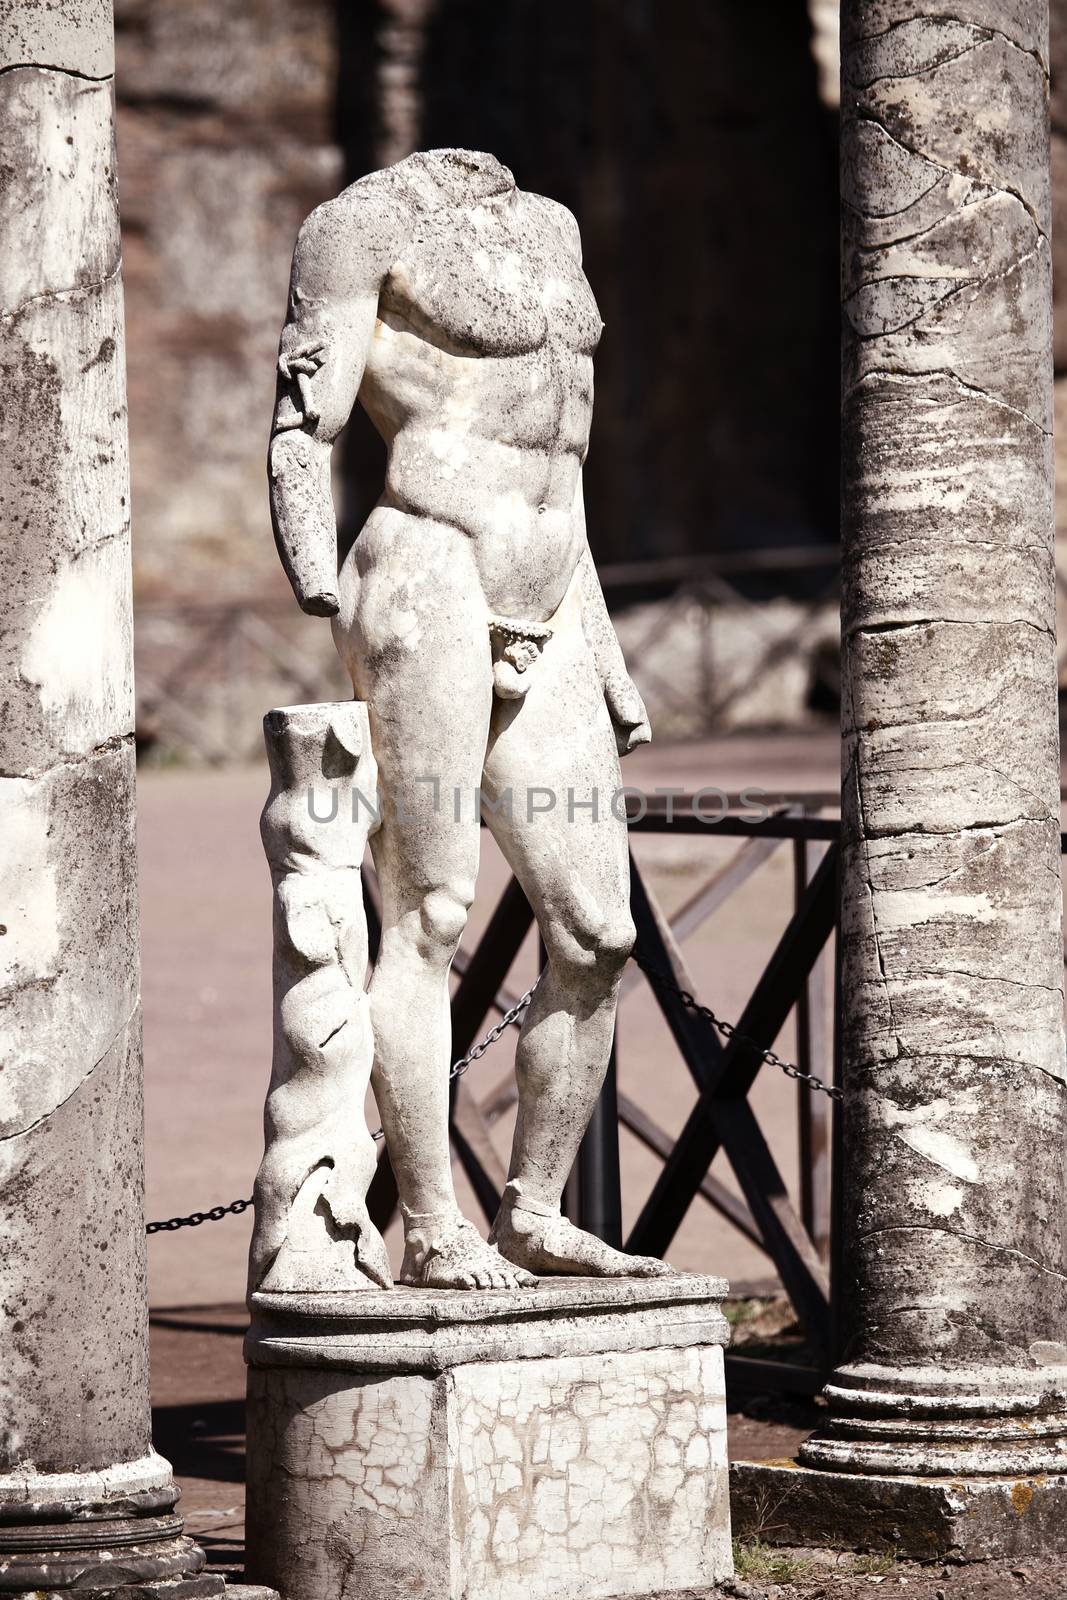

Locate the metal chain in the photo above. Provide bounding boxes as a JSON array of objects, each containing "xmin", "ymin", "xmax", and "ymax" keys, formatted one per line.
[
  {"xmin": 634, "ymin": 955, "xmax": 843, "ymax": 1101},
  {"xmin": 144, "ymin": 978, "xmax": 543, "ymax": 1233},
  {"xmin": 366, "ymin": 973, "xmax": 543, "ymax": 1141},
  {"xmin": 145, "ymin": 953, "xmax": 841, "ymax": 1235},
  {"xmin": 145, "ymin": 1197, "xmax": 252, "ymax": 1236}
]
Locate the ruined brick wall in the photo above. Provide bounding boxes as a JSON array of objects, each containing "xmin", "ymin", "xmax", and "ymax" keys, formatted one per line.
[
  {"xmin": 115, "ymin": 0, "xmax": 342, "ymax": 604},
  {"xmin": 117, "ymin": 0, "xmax": 839, "ymax": 601},
  {"xmin": 340, "ymin": 0, "xmax": 840, "ymax": 568}
]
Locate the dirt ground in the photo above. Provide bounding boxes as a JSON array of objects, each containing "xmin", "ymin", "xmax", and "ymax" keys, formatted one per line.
[{"xmin": 724, "ymin": 1552, "xmax": 1067, "ymax": 1599}]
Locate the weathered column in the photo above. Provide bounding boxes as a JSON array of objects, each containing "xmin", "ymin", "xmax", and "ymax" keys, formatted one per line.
[
  {"xmin": 0, "ymin": 4, "xmax": 214, "ymax": 1592},
  {"xmin": 733, "ymin": 0, "xmax": 1067, "ymax": 1558}
]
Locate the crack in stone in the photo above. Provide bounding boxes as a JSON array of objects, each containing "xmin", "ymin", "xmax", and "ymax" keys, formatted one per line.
[
  {"xmin": 845, "ymin": 185, "xmax": 996, "ymax": 253},
  {"xmin": 843, "ymin": 815, "xmax": 1055, "ymax": 853},
  {"xmin": 979, "ymin": 761, "xmax": 1055, "ymax": 818},
  {"xmin": 848, "ymin": 236, "xmax": 1046, "ymax": 348},
  {"xmin": 0, "ymin": 997, "xmax": 139, "ymax": 1142},
  {"xmin": 0, "ymin": 61, "xmax": 114, "ymax": 83},
  {"xmin": 849, "ymin": 745, "xmax": 904, "ymax": 1061},
  {"xmin": 908, "ymin": 835, "xmax": 1000, "ymax": 889},
  {"xmin": 843, "ymin": 366, "xmax": 1051, "ymax": 436},
  {"xmin": 846, "ymin": 16, "xmax": 1047, "ymax": 84},
  {"xmin": 0, "ymin": 260, "xmax": 121, "ymax": 326},
  {"xmin": 848, "ymin": 277, "xmax": 974, "ymax": 341},
  {"xmin": 890, "ymin": 965, "xmax": 1062, "ymax": 995},
  {"xmin": 0, "ymin": 730, "xmax": 134, "ymax": 782},
  {"xmin": 845, "ymin": 30, "xmax": 993, "ymax": 90},
  {"xmin": 852, "ymin": 697, "xmax": 1028, "ymax": 735},
  {"xmin": 851, "ymin": 616, "xmax": 1053, "ymax": 638},
  {"xmin": 848, "ymin": 535, "xmax": 1051, "ymax": 557},
  {"xmin": 855, "ymin": 812, "xmax": 1049, "ymax": 839},
  {"xmin": 850, "ymin": 107, "xmax": 1049, "ymax": 244},
  {"xmin": 318, "ymin": 1018, "xmax": 348, "ymax": 1050},
  {"xmin": 855, "ymin": 1222, "xmax": 1067, "ymax": 1283},
  {"xmin": 912, "ymin": 14, "xmax": 1046, "ymax": 72}
]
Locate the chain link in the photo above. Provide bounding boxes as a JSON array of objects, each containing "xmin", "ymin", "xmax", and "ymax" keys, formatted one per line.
[
  {"xmin": 144, "ymin": 979, "xmax": 543, "ymax": 1233},
  {"xmin": 145, "ymin": 1197, "xmax": 252, "ymax": 1236},
  {"xmin": 146, "ymin": 953, "xmax": 840, "ymax": 1234},
  {"xmin": 634, "ymin": 955, "xmax": 843, "ymax": 1101}
]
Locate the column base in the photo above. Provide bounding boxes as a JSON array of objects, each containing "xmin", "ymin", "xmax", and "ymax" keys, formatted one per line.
[
  {"xmin": 800, "ymin": 1360, "xmax": 1067, "ymax": 1476},
  {"xmin": 0, "ymin": 1452, "xmax": 219, "ymax": 1596},
  {"xmin": 31, "ymin": 1579, "xmax": 225, "ymax": 1600},
  {"xmin": 245, "ymin": 1275, "xmax": 732, "ymax": 1600},
  {"xmin": 730, "ymin": 1459, "xmax": 1067, "ymax": 1562}
]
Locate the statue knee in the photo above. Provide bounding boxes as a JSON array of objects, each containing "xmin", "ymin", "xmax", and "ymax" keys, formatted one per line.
[
  {"xmin": 416, "ymin": 881, "xmax": 475, "ymax": 963},
  {"xmin": 596, "ymin": 913, "xmax": 637, "ymax": 977},
  {"xmin": 546, "ymin": 911, "xmax": 636, "ymax": 989}
]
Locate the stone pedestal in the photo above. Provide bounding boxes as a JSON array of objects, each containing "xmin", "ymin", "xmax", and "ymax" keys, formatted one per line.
[
  {"xmin": 244, "ymin": 1276, "xmax": 732, "ymax": 1600},
  {"xmin": 0, "ymin": 1454, "xmax": 211, "ymax": 1596}
]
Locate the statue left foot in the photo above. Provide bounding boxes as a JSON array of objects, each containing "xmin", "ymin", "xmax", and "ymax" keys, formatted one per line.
[{"xmin": 490, "ymin": 1184, "xmax": 674, "ymax": 1278}]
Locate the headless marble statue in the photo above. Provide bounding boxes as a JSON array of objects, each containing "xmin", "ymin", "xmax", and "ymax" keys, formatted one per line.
[{"xmin": 256, "ymin": 147, "xmax": 671, "ymax": 1292}]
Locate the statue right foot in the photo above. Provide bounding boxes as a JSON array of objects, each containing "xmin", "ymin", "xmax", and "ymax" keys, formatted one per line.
[
  {"xmin": 399, "ymin": 1208, "xmax": 537, "ymax": 1290},
  {"xmin": 489, "ymin": 1181, "xmax": 675, "ymax": 1278}
]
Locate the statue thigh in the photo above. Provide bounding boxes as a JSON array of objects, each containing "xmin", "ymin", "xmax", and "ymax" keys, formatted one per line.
[
  {"xmin": 482, "ymin": 611, "xmax": 632, "ymax": 971},
  {"xmin": 334, "ymin": 522, "xmax": 495, "ymax": 928}
]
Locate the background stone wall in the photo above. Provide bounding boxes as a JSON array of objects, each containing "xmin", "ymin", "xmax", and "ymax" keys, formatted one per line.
[
  {"xmin": 114, "ymin": 1, "xmax": 1067, "ymax": 753},
  {"xmin": 115, "ymin": 0, "xmax": 341, "ymax": 604},
  {"xmin": 116, "ymin": 0, "xmax": 838, "ymax": 603}
]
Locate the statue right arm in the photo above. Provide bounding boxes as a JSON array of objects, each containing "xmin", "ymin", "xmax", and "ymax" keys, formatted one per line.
[{"xmin": 269, "ymin": 192, "xmax": 402, "ymax": 616}]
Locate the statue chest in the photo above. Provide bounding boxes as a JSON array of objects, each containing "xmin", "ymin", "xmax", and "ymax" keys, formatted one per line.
[{"xmin": 382, "ymin": 208, "xmax": 602, "ymax": 360}]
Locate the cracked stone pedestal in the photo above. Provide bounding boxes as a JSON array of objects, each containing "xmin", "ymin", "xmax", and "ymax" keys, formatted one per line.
[{"xmin": 244, "ymin": 1276, "xmax": 731, "ymax": 1600}]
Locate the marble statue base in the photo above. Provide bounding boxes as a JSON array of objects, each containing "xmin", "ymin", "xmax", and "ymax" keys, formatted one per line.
[{"xmin": 244, "ymin": 1276, "xmax": 732, "ymax": 1600}]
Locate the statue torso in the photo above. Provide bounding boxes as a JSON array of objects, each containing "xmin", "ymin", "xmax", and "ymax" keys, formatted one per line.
[
  {"xmin": 382, "ymin": 188, "xmax": 602, "ymax": 362},
  {"xmin": 350, "ymin": 151, "xmax": 602, "ymax": 617}
]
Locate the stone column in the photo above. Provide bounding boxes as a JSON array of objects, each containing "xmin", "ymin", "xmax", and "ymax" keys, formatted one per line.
[
  {"xmin": 733, "ymin": 1, "xmax": 1067, "ymax": 1559},
  {"xmin": 0, "ymin": 3, "xmax": 213, "ymax": 1591}
]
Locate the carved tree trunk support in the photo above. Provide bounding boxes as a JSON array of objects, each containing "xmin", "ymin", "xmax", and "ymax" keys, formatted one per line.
[
  {"xmin": 0, "ymin": 4, "xmax": 217, "ymax": 1594},
  {"xmin": 732, "ymin": 0, "xmax": 1067, "ymax": 1560},
  {"xmin": 245, "ymin": 1278, "xmax": 732, "ymax": 1600},
  {"xmin": 251, "ymin": 702, "xmax": 389, "ymax": 1295}
]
